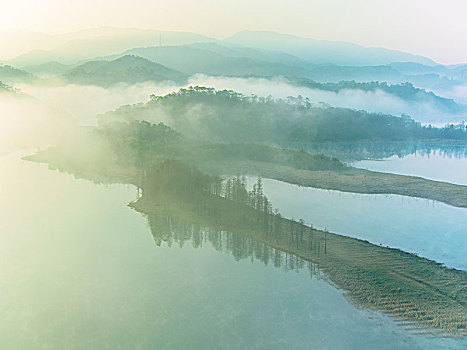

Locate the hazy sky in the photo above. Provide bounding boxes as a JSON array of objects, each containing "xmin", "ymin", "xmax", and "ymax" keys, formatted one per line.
[{"xmin": 1, "ymin": 0, "xmax": 466, "ymax": 64}]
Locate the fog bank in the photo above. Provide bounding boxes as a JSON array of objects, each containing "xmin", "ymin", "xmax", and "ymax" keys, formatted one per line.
[
  {"xmin": 16, "ymin": 82, "xmax": 181, "ymax": 125},
  {"xmin": 187, "ymin": 75, "xmax": 467, "ymax": 124}
]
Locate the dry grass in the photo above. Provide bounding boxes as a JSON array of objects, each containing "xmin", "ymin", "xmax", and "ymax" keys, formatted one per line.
[
  {"xmin": 133, "ymin": 194, "xmax": 467, "ymax": 337},
  {"xmin": 199, "ymin": 160, "xmax": 467, "ymax": 208}
]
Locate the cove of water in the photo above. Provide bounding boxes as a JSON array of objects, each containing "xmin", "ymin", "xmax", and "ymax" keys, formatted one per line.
[
  {"xmin": 1, "ymin": 152, "xmax": 465, "ymax": 349},
  {"xmin": 251, "ymin": 178, "xmax": 467, "ymax": 271},
  {"xmin": 353, "ymin": 149, "xmax": 467, "ymax": 185}
]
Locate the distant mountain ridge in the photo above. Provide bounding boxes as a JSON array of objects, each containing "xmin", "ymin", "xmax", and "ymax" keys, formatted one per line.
[
  {"xmin": 120, "ymin": 44, "xmax": 311, "ymax": 77},
  {"xmin": 116, "ymin": 44, "xmax": 466, "ymax": 91},
  {"xmin": 5, "ymin": 27, "xmax": 445, "ymax": 68},
  {"xmin": 3, "ymin": 28, "xmax": 466, "ymax": 124},
  {"xmin": 6, "ymin": 28, "xmax": 467, "ymax": 93},
  {"xmin": 225, "ymin": 31, "xmax": 437, "ymax": 66},
  {"xmin": 0, "ymin": 64, "xmax": 36, "ymax": 84},
  {"xmin": 61, "ymin": 55, "xmax": 188, "ymax": 86},
  {"xmin": 6, "ymin": 47, "xmax": 466, "ymax": 123},
  {"xmin": 114, "ymin": 44, "xmax": 415, "ymax": 83},
  {"xmin": 5, "ymin": 28, "xmax": 215, "ymax": 66},
  {"xmin": 23, "ymin": 61, "xmax": 72, "ymax": 75}
]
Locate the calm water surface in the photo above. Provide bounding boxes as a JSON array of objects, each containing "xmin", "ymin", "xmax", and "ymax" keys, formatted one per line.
[
  {"xmin": 253, "ymin": 178, "xmax": 467, "ymax": 271},
  {"xmin": 1, "ymin": 152, "xmax": 466, "ymax": 349},
  {"xmin": 352, "ymin": 149, "xmax": 467, "ymax": 185}
]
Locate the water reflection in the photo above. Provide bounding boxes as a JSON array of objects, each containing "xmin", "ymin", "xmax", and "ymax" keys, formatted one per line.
[
  {"xmin": 286, "ymin": 141, "xmax": 467, "ymax": 162},
  {"xmin": 4, "ymin": 152, "xmax": 466, "ymax": 348},
  {"xmin": 254, "ymin": 178, "xmax": 467, "ymax": 270},
  {"xmin": 353, "ymin": 149, "xmax": 467, "ymax": 185},
  {"xmin": 147, "ymin": 213, "xmax": 322, "ymax": 278},
  {"xmin": 130, "ymin": 160, "xmax": 467, "ymax": 337}
]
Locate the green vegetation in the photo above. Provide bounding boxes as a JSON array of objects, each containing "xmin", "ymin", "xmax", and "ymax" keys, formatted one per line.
[
  {"xmin": 23, "ymin": 61, "xmax": 72, "ymax": 76},
  {"xmin": 291, "ymin": 78, "xmax": 466, "ymax": 114},
  {"xmin": 27, "ymin": 120, "xmax": 467, "ymax": 208},
  {"xmin": 62, "ymin": 55, "xmax": 188, "ymax": 86},
  {"xmin": 0, "ymin": 81, "xmax": 18, "ymax": 94},
  {"xmin": 100, "ymin": 120, "xmax": 345, "ymax": 171},
  {"xmin": 130, "ymin": 160, "xmax": 467, "ymax": 336},
  {"xmin": 6, "ymin": 26, "xmax": 467, "ymax": 343},
  {"xmin": 100, "ymin": 87, "xmax": 467, "ymax": 143},
  {"xmin": 0, "ymin": 64, "xmax": 36, "ymax": 84},
  {"xmin": 25, "ymin": 126, "xmax": 467, "ymax": 335},
  {"xmin": 26, "ymin": 121, "xmax": 345, "ymax": 185},
  {"xmin": 201, "ymin": 160, "xmax": 467, "ymax": 208}
]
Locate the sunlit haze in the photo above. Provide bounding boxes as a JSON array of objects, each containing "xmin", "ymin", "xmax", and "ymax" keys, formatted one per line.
[
  {"xmin": 1, "ymin": 1, "xmax": 467, "ymax": 348},
  {"xmin": 1, "ymin": 0, "xmax": 467, "ymax": 64}
]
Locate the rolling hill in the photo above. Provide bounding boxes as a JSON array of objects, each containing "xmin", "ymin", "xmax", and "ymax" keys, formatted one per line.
[
  {"xmin": 225, "ymin": 30, "xmax": 437, "ymax": 66},
  {"xmin": 61, "ymin": 55, "xmax": 188, "ymax": 86},
  {"xmin": 5, "ymin": 27, "xmax": 214, "ymax": 67},
  {"xmin": 0, "ymin": 65, "xmax": 36, "ymax": 84}
]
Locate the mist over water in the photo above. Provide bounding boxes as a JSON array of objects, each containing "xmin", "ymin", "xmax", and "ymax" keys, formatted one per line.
[
  {"xmin": 6, "ymin": 73, "xmax": 464, "ymax": 132},
  {"xmin": 0, "ymin": 92, "xmax": 74, "ymax": 153},
  {"xmin": 187, "ymin": 75, "xmax": 466, "ymax": 124},
  {"xmin": 353, "ymin": 149, "xmax": 467, "ymax": 186},
  {"xmin": 16, "ymin": 82, "xmax": 180, "ymax": 125},
  {"xmin": 1, "ymin": 152, "xmax": 465, "ymax": 349},
  {"xmin": 1, "ymin": 29, "xmax": 466, "ymax": 347}
]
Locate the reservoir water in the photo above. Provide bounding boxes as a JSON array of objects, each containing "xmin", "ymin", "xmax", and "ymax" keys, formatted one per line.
[
  {"xmin": 254, "ymin": 178, "xmax": 467, "ymax": 270},
  {"xmin": 353, "ymin": 148, "xmax": 467, "ymax": 185},
  {"xmin": 258, "ymin": 144, "xmax": 467, "ymax": 269},
  {"xmin": 1, "ymin": 152, "xmax": 466, "ymax": 349}
]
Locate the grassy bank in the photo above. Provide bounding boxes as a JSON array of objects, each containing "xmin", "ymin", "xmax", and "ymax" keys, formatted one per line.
[
  {"xmin": 24, "ymin": 122, "xmax": 467, "ymax": 208},
  {"xmin": 25, "ymin": 146, "xmax": 467, "ymax": 336},
  {"xmin": 131, "ymin": 191, "xmax": 467, "ymax": 337},
  {"xmin": 199, "ymin": 160, "xmax": 467, "ymax": 208}
]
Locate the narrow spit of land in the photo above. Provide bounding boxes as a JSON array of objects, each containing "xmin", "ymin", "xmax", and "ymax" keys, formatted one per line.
[
  {"xmin": 26, "ymin": 144, "xmax": 467, "ymax": 209},
  {"xmin": 23, "ymin": 145, "xmax": 467, "ymax": 336},
  {"xmin": 199, "ymin": 160, "xmax": 467, "ymax": 208},
  {"xmin": 23, "ymin": 120, "xmax": 467, "ymax": 209},
  {"xmin": 132, "ymin": 191, "xmax": 467, "ymax": 337}
]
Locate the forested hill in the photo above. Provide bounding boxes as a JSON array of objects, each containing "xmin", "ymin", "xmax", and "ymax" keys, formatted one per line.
[
  {"xmin": 0, "ymin": 81, "xmax": 16, "ymax": 93},
  {"xmin": 291, "ymin": 79, "xmax": 466, "ymax": 115},
  {"xmin": 99, "ymin": 87, "xmax": 467, "ymax": 144},
  {"xmin": 62, "ymin": 55, "xmax": 188, "ymax": 86},
  {"xmin": 0, "ymin": 65, "xmax": 36, "ymax": 84}
]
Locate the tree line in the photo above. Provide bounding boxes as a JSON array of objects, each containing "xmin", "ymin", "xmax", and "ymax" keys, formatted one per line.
[{"xmin": 100, "ymin": 86, "xmax": 467, "ymax": 144}]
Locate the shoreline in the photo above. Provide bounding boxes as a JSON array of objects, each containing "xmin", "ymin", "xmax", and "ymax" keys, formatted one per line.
[
  {"xmin": 198, "ymin": 160, "xmax": 467, "ymax": 208},
  {"xmin": 131, "ymin": 194, "xmax": 467, "ymax": 337}
]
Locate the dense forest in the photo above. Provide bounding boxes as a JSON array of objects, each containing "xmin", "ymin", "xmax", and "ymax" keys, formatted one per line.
[
  {"xmin": 99, "ymin": 87, "xmax": 467, "ymax": 144},
  {"xmin": 29, "ymin": 120, "xmax": 467, "ymax": 208},
  {"xmin": 129, "ymin": 160, "xmax": 467, "ymax": 337},
  {"xmin": 96, "ymin": 120, "xmax": 346, "ymax": 172},
  {"xmin": 291, "ymin": 79, "xmax": 465, "ymax": 114}
]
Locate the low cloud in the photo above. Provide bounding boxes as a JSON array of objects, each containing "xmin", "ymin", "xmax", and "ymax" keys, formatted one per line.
[
  {"xmin": 434, "ymin": 84, "xmax": 467, "ymax": 105},
  {"xmin": 187, "ymin": 75, "xmax": 467, "ymax": 124},
  {"xmin": 15, "ymin": 81, "xmax": 181, "ymax": 126},
  {"xmin": 0, "ymin": 92, "xmax": 74, "ymax": 152},
  {"xmin": 4, "ymin": 75, "xmax": 464, "ymax": 153}
]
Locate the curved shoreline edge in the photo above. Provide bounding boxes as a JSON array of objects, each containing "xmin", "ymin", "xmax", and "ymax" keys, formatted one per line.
[{"xmin": 198, "ymin": 160, "xmax": 467, "ymax": 209}]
